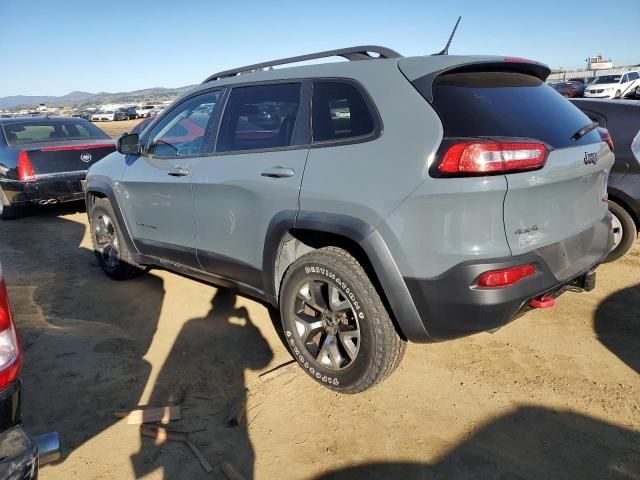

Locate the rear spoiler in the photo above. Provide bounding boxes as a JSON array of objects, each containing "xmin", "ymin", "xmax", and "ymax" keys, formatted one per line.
[{"xmin": 409, "ymin": 59, "xmax": 551, "ymax": 102}]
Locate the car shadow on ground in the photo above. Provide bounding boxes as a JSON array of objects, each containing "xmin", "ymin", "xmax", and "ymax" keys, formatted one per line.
[
  {"xmin": 594, "ymin": 282, "xmax": 640, "ymax": 374},
  {"xmin": 0, "ymin": 212, "xmax": 164, "ymax": 461},
  {"xmin": 130, "ymin": 288, "xmax": 273, "ymax": 479},
  {"xmin": 1, "ymin": 210, "xmax": 273, "ymax": 479},
  {"xmin": 314, "ymin": 406, "xmax": 640, "ymax": 480}
]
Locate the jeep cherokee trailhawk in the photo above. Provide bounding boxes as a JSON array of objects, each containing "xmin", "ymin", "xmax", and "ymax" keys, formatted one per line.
[{"xmin": 85, "ymin": 46, "xmax": 614, "ymax": 393}]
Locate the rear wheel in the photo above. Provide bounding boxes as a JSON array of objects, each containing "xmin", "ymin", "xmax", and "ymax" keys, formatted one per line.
[
  {"xmin": 0, "ymin": 202, "xmax": 22, "ymax": 220},
  {"xmin": 605, "ymin": 200, "xmax": 637, "ymax": 262},
  {"xmin": 279, "ymin": 247, "xmax": 406, "ymax": 393},
  {"xmin": 90, "ymin": 197, "xmax": 146, "ymax": 279}
]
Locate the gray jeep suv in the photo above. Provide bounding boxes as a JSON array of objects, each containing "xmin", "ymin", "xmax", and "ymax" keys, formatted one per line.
[{"xmin": 85, "ymin": 46, "xmax": 614, "ymax": 393}]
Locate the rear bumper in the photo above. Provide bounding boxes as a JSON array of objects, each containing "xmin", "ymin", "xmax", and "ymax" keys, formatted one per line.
[
  {"xmin": 0, "ymin": 381, "xmax": 37, "ymax": 479},
  {"xmin": 404, "ymin": 214, "xmax": 613, "ymax": 341},
  {"xmin": 0, "ymin": 426, "xmax": 38, "ymax": 480},
  {"xmin": 1, "ymin": 172, "xmax": 86, "ymax": 206}
]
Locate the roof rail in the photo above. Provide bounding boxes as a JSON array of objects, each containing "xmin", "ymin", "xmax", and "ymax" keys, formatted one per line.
[{"xmin": 202, "ymin": 45, "xmax": 402, "ymax": 84}]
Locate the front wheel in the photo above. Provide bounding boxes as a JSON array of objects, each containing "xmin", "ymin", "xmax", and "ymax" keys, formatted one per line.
[
  {"xmin": 614, "ymin": 89, "xmax": 622, "ymax": 99},
  {"xmin": 89, "ymin": 197, "xmax": 146, "ymax": 279},
  {"xmin": 279, "ymin": 247, "xmax": 406, "ymax": 393},
  {"xmin": 605, "ymin": 201, "xmax": 637, "ymax": 262}
]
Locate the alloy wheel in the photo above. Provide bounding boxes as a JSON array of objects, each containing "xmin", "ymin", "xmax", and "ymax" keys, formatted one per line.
[
  {"xmin": 94, "ymin": 213, "xmax": 120, "ymax": 269},
  {"xmin": 293, "ymin": 279, "xmax": 360, "ymax": 371}
]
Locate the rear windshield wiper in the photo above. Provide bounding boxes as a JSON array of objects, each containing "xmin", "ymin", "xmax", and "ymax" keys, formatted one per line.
[{"xmin": 571, "ymin": 121, "xmax": 599, "ymax": 142}]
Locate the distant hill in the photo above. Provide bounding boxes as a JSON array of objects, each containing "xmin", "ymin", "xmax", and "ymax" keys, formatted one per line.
[
  {"xmin": 0, "ymin": 91, "xmax": 94, "ymax": 109},
  {"xmin": 0, "ymin": 86, "xmax": 197, "ymax": 110},
  {"xmin": 83, "ymin": 86, "xmax": 196, "ymax": 107}
]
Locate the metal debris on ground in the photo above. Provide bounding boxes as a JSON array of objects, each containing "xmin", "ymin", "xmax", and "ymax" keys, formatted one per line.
[
  {"xmin": 224, "ymin": 390, "xmax": 247, "ymax": 427},
  {"xmin": 220, "ymin": 461, "xmax": 247, "ymax": 480},
  {"xmin": 258, "ymin": 360, "xmax": 298, "ymax": 383}
]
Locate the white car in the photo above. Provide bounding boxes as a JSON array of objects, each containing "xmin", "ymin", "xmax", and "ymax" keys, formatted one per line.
[
  {"xmin": 584, "ymin": 71, "xmax": 640, "ymax": 99},
  {"xmin": 136, "ymin": 105, "xmax": 157, "ymax": 118},
  {"xmin": 91, "ymin": 110, "xmax": 116, "ymax": 121}
]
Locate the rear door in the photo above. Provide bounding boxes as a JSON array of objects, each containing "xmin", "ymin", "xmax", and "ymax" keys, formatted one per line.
[
  {"xmin": 120, "ymin": 90, "xmax": 222, "ymax": 268},
  {"xmin": 191, "ymin": 82, "xmax": 308, "ymax": 289},
  {"xmin": 427, "ymin": 69, "xmax": 613, "ymax": 269}
]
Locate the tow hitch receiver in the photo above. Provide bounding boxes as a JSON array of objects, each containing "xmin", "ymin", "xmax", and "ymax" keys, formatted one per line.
[
  {"xmin": 568, "ymin": 270, "xmax": 597, "ymax": 292},
  {"xmin": 530, "ymin": 295, "xmax": 556, "ymax": 309}
]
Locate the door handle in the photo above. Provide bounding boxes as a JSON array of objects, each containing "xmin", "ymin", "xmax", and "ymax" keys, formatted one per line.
[
  {"xmin": 260, "ymin": 166, "xmax": 295, "ymax": 178},
  {"xmin": 168, "ymin": 167, "xmax": 189, "ymax": 177}
]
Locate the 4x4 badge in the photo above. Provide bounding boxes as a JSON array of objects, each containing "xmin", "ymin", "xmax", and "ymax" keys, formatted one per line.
[{"xmin": 584, "ymin": 152, "xmax": 598, "ymax": 165}]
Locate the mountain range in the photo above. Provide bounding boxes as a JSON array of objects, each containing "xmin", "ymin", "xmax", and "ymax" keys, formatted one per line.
[{"xmin": 0, "ymin": 86, "xmax": 196, "ymax": 110}]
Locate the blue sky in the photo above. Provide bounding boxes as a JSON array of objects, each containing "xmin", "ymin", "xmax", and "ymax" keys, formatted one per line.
[{"xmin": 1, "ymin": 0, "xmax": 638, "ymax": 97}]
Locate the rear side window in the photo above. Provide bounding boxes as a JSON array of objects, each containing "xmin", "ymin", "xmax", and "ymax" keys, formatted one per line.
[
  {"xmin": 2, "ymin": 120, "xmax": 110, "ymax": 146},
  {"xmin": 428, "ymin": 71, "xmax": 600, "ymax": 148},
  {"xmin": 312, "ymin": 81, "xmax": 375, "ymax": 142},
  {"xmin": 216, "ymin": 83, "xmax": 301, "ymax": 153}
]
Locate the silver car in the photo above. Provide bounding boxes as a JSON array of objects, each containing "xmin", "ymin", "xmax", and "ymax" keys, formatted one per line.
[{"xmin": 85, "ymin": 46, "xmax": 613, "ymax": 392}]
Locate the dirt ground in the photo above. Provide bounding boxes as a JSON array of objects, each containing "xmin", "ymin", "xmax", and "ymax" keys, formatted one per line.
[{"xmin": 0, "ymin": 119, "xmax": 638, "ymax": 479}]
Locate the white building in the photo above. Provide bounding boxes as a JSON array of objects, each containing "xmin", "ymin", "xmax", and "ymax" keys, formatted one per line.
[{"xmin": 586, "ymin": 55, "xmax": 614, "ymax": 70}]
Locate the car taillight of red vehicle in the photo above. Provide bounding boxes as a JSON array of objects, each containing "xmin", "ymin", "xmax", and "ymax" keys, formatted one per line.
[{"xmin": 0, "ymin": 273, "xmax": 22, "ymax": 390}]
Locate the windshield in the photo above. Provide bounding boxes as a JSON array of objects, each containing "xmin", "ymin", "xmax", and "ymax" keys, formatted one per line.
[
  {"xmin": 2, "ymin": 120, "xmax": 110, "ymax": 146},
  {"xmin": 592, "ymin": 75, "xmax": 621, "ymax": 84}
]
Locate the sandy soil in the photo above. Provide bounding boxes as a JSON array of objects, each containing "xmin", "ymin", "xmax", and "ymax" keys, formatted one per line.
[
  {"xmin": 94, "ymin": 119, "xmax": 145, "ymax": 138},
  {"xmin": 0, "ymin": 125, "xmax": 638, "ymax": 479}
]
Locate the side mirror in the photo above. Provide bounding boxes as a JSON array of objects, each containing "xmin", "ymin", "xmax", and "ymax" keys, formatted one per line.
[{"xmin": 117, "ymin": 133, "xmax": 140, "ymax": 155}]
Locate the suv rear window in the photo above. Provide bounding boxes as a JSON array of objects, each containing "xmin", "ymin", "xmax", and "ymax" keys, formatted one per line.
[
  {"xmin": 428, "ymin": 71, "xmax": 600, "ymax": 148},
  {"xmin": 2, "ymin": 120, "xmax": 110, "ymax": 146},
  {"xmin": 312, "ymin": 81, "xmax": 375, "ymax": 142}
]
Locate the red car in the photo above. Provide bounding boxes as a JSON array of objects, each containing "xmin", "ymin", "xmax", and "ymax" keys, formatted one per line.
[{"xmin": 552, "ymin": 81, "xmax": 586, "ymax": 98}]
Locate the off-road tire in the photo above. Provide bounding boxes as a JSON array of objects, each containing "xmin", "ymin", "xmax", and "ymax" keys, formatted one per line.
[
  {"xmin": 280, "ymin": 247, "xmax": 406, "ymax": 393},
  {"xmin": 89, "ymin": 197, "xmax": 146, "ymax": 280},
  {"xmin": 605, "ymin": 200, "xmax": 637, "ymax": 262}
]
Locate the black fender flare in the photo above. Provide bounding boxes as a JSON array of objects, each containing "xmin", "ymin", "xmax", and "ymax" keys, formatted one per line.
[
  {"xmin": 262, "ymin": 210, "xmax": 431, "ymax": 342},
  {"xmin": 84, "ymin": 181, "xmax": 141, "ymax": 258}
]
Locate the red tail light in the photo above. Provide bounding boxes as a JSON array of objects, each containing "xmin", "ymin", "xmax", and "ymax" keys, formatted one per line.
[
  {"xmin": 439, "ymin": 141, "xmax": 548, "ymax": 176},
  {"xmin": 0, "ymin": 276, "xmax": 22, "ymax": 390},
  {"xmin": 477, "ymin": 264, "xmax": 536, "ymax": 288},
  {"xmin": 17, "ymin": 151, "xmax": 35, "ymax": 182},
  {"xmin": 598, "ymin": 128, "xmax": 614, "ymax": 152}
]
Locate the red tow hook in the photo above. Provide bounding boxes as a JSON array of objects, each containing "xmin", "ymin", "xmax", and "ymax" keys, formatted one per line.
[{"xmin": 530, "ymin": 295, "xmax": 556, "ymax": 309}]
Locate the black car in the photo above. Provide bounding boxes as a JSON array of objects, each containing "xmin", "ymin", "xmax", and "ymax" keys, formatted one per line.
[
  {"xmin": 114, "ymin": 110, "xmax": 129, "ymax": 121},
  {"xmin": 0, "ymin": 117, "xmax": 115, "ymax": 219},
  {"xmin": 125, "ymin": 106, "xmax": 138, "ymax": 120},
  {"xmin": 72, "ymin": 112, "xmax": 93, "ymax": 121},
  {"xmin": 572, "ymin": 98, "xmax": 640, "ymax": 260}
]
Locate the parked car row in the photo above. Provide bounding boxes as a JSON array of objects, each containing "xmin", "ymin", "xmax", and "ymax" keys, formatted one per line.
[
  {"xmin": 1, "ymin": 47, "xmax": 638, "ymax": 396},
  {"xmin": 550, "ymin": 72, "xmax": 640, "ymax": 100}
]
